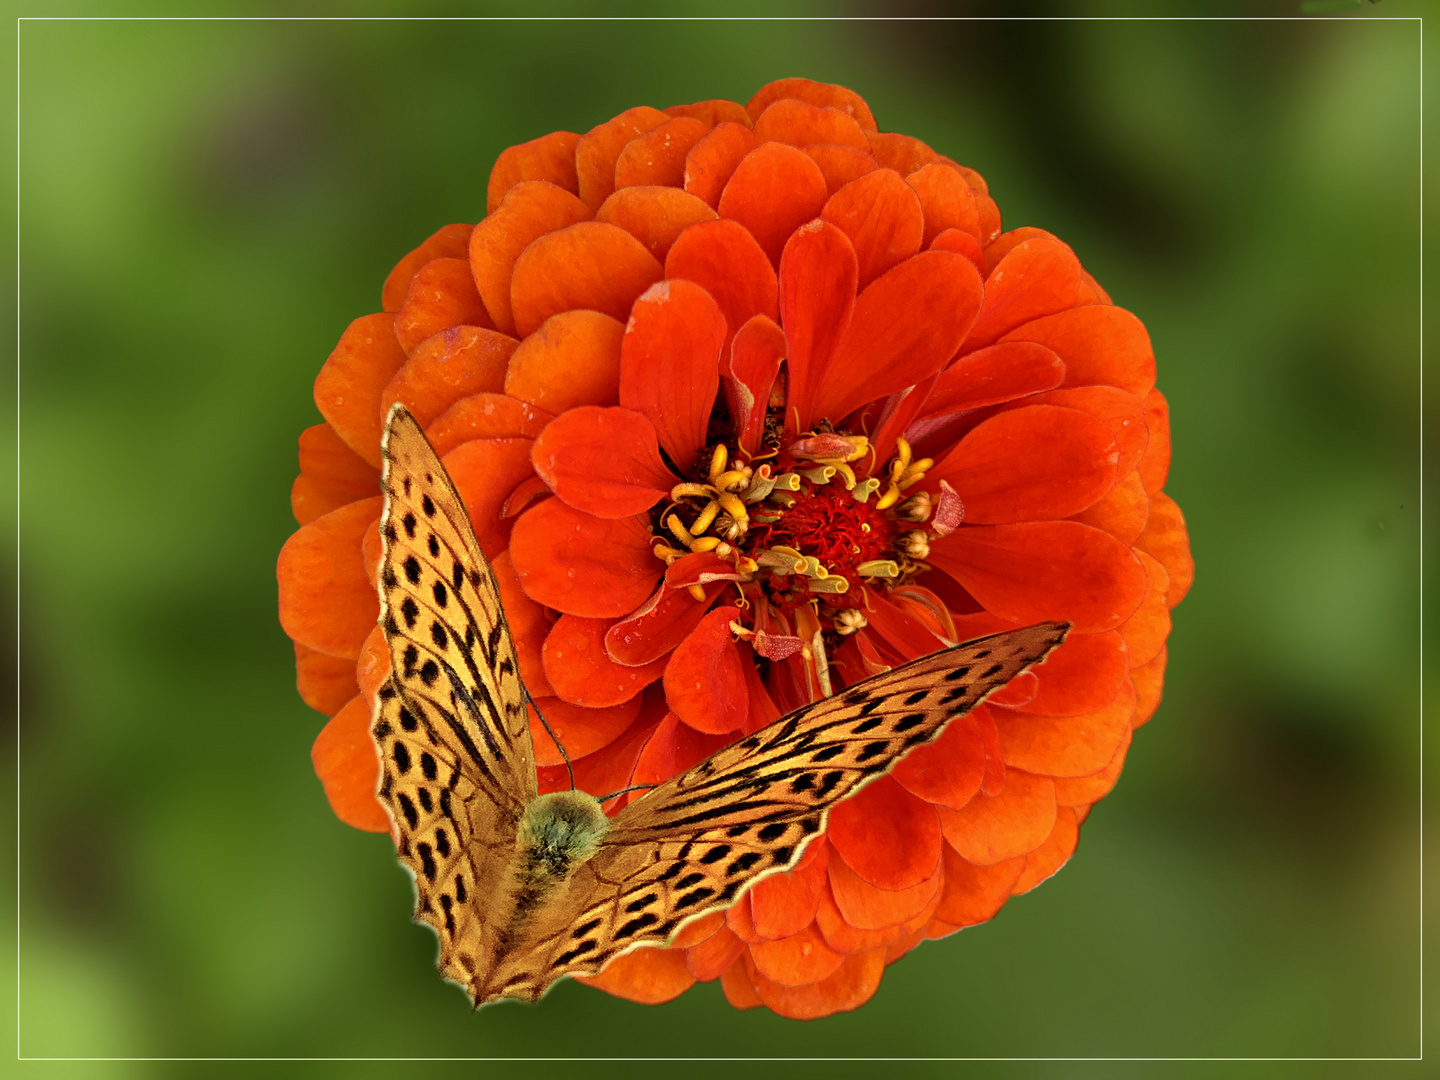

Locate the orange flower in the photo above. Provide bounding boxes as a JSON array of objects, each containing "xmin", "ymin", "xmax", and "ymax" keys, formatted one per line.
[{"xmin": 277, "ymin": 77, "xmax": 1193, "ymax": 1019}]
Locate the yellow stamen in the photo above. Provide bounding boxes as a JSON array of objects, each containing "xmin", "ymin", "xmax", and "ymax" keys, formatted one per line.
[
  {"xmin": 843, "ymin": 435, "xmax": 871, "ymax": 462},
  {"xmin": 716, "ymin": 492, "xmax": 749, "ymax": 531},
  {"xmin": 666, "ymin": 514, "xmax": 695, "ymax": 546},
  {"xmin": 688, "ymin": 584, "xmax": 707, "ymax": 601},
  {"xmin": 670, "ymin": 482, "xmax": 714, "ymax": 500},
  {"xmin": 690, "ymin": 536, "xmax": 722, "ymax": 553},
  {"xmin": 770, "ymin": 473, "xmax": 803, "ymax": 492},
  {"xmin": 832, "ymin": 462, "xmax": 857, "ymax": 490},
  {"xmin": 708, "ymin": 444, "xmax": 728, "ymax": 484},
  {"xmin": 809, "ymin": 577, "xmax": 849, "ymax": 594},
  {"xmin": 856, "ymin": 559, "xmax": 901, "ymax": 578},
  {"xmin": 799, "ymin": 465, "xmax": 836, "ymax": 485},
  {"xmin": 715, "ymin": 468, "xmax": 750, "ymax": 493},
  {"xmin": 690, "ymin": 499, "xmax": 720, "ymax": 536},
  {"xmin": 851, "ymin": 477, "xmax": 882, "ymax": 503},
  {"xmin": 874, "ymin": 484, "xmax": 902, "ymax": 511}
]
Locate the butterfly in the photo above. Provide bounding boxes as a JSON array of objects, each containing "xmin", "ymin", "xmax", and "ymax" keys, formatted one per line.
[{"xmin": 372, "ymin": 401, "xmax": 1069, "ymax": 1007}]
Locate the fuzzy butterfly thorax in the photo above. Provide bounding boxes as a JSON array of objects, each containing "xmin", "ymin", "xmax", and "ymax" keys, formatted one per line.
[{"xmin": 372, "ymin": 402, "xmax": 1069, "ymax": 1008}]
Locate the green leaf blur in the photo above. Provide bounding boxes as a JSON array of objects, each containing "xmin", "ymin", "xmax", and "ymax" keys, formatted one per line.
[{"xmin": 14, "ymin": 13, "xmax": 1426, "ymax": 1062}]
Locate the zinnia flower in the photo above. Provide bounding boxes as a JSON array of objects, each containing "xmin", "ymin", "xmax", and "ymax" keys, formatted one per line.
[{"xmin": 277, "ymin": 77, "xmax": 1193, "ymax": 1020}]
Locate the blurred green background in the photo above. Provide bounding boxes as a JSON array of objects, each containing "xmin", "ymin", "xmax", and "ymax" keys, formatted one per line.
[{"xmin": 11, "ymin": 6, "xmax": 1427, "ymax": 1069}]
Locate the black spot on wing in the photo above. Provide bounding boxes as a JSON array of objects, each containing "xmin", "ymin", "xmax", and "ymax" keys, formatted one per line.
[{"xmin": 403, "ymin": 556, "xmax": 421, "ymax": 584}]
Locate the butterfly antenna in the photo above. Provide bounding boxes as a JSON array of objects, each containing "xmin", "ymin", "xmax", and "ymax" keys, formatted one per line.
[
  {"xmin": 530, "ymin": 697, "xmax": 576, "ymax": 790},
  {"xmin": 597, "ymin": 782, "xmax": 658, "ymax": 801}
]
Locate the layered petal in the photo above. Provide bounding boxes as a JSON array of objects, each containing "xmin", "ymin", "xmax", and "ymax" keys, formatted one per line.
[
  {"xmin": 966, "ymin": 237, "xmax": 1085, "ymax": 352},
  {"xmin": 820, "ymin": 168, "xmax": 925, "ymax": 289},
  {"xmin": 380, "ymin": 326, "xmax": 517, "ymax": 429},
  {"xmin": 394, "ymin": 257, "xmax": 493, "ymax": 352},
  {"xmin": 663, "ymin": 606, "xmax": 749, "ymax": 735},
  {"xmin": 619, "ymin": 279, "xmax": 726, "ymax": 475},
  {"xmin": 541, "ymin": 614, "xmax": 666, "ymax": 708},
  {"xmin": 311, "ymin": 696, "xmax": 388, "ymax": 833},
  {"xmin": 470, "ymin": 180, "xmax": 592, "ymax": 336},
  {"xmin": 440, "ymin": 437, "xmax": 536, "ymax": 560},
  {"xmin": 277, "ymin": 496, "xmax": 382, "ymax": 659},
  {"xmin": 780, "ymin": 220, "xmax": 857, "ymax": 432},
  {"xmin": 596, "ymin": 186, "xmax": 718, "ymax": 262},
  {"xmin": 718, "ymin": 142, "xmax": 828, "ymax": 265},
  {"xmin": 938, "ymin": 769, "xmax": 1057, "ymax": 866},
  {"xmin": 531, "ymin": 406, "xmax": 677, "ymax": 518},
  {"xmin": 827, "ymin": 776, "xmax": 942, "ymax": 891},
  {"xmin": 290, "ymin": 422, "xmax": 380, "ymax": 526},
  {"xmin": 382, "ymin": 222, "xmax": 473, "ymax": 312},
  {"xmin": 487, "ymin": 131, "xmax": 581, "ymax": 213},
  {"xmin": 510, "ymin": 221, "xmax": 663, "ymax": 337},
  {"xmin": 928, "ymin": 521, "xmax": 1147, "ymax": 633},
  {"xmin": 1002, "ymin": 304, "xmax": 1156, "ymax": 397},
  {"xmin": 313, "ymin": 314, "xmax": 407, "ymax": 468},
  {"xmin": 503, "ymin": 309, "xmax": 624, "ymax": 414},
  {"xmin": 510, "ymin": 497, "xmax": 661, "ymax": 617}
]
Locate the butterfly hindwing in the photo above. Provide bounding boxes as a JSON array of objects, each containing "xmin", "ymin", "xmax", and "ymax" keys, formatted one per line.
[{"xmin": 484, "ymin": 622, "xmax": 1069, "ymax": 996}]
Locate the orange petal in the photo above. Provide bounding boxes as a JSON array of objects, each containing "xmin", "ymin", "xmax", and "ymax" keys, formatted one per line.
[
  {"xmin": 1053, "ymin": 726, "xmax": 1131, "ymax": 805},
  {"xmin": 821, "ymin": 168, "xmax": 925, "ymax": 289},
  {"xmin": 744, "ymin": 947, "xmax": 885, "ymax": 1020},
  {"xmin": 604, "ymin": 581, "xmax": 723, "ymax": 666},
  {"xmin": 749, "ymin": 839, "xmax": 830, "ymax": 940},
  {"xmin": 725, "ymin": 314, "xmax": 786, "ymax": 455},
  {"xmin": 1013, "ymin": 805, "xmax": 1080, "ymax": 894},
  {"xmin": 1136, "ymin": 492, "xmax": 1193, "ymax": 607},
  {"xmin": 542, "ymin": 613, "xmax": 666, "ymax": 708},
  {"xmin": 966, "ymin": 237, "xmax": 1085, "ymax": 352},
  {"xmin": 804, "ymin": 143, "xmax": 880, "ymax": 195},
  {"xmin": 294, "ymin": 641, "xmax": 359, "ymax": 716},
  {"xmin": 510, "ymin": 497, "xmax": 661, "ymax": 617},
  {"xmin": 779, "ymin": 219, "xmax": 857, "ymax": 433},
  {"xmin": 1073, "ymin": 469, "xmax": 1150, "ymax": 545},
  {"xmin": 930, "ymin": 226, "xmax": 985, "ymax": 274},
  {"xmin": 827, "ymin": 775, "xmax": 942, "ymax": 891},
  {"xmin": 355, "ymin": 624, "xmax": 389, "ymax": 705},
  {"xmin": 925, "ymin": 404, "xmax": 1119, "ymax": 525},
  {"xmin": 619, "ymin": 279, "xmax": 726, "ymax": 476},
  {"xmin": 540, "ymin": 695, "xmax": 664, "ymax": 804},
  {"xmin": 665, "ymin": 98, "xmax": 751, "ymax": 128},
  {"xmin": 531, "ymin": 406, "xmax": 675, "ymax": 519},
  {"xmin": 994, "ymin": 677, "xmax": 1136, "ymax": 778},
  {"xmin": 381, "ymin": 222, "xmax": 472, "ymax": 313},
  {"xmin": 613, "ymin": 116, "xmax": 710, "ymax": 189},
  {"xmin": 828, "ymin": 848, "xmax": 943, "ymax": 931},
  {"xmin": 814, "ymin": 250, "xmax": 984, "ymax": 423},
  {"xmin": 313, "ymin": 313, "xmax": 407, "ymax": 468},
  {"xmin": 921, "ymin": 341, "xmax": 1065, "ymax": 420},
  {"xmin": 754, "ymin": 98, "xmax": 869, "ymax": 149},
  {"xmin": 596, "ymin": 185, "xmax": 718, "ymax": 262},
  {"xmin": 1121, "ymin": 548, "xmax": 1171, "ymax": 667},
  {"xmin": 747, "ymin": 78, "xmax": 877, "ymax": 131},
  {"xmin": 1142, "ymin": 388, "xmax": 1174, "ymax": 497},
  {"xmin": 927, "ymin": 521, "xmax": 1147, "ymax": 633},
  {"xmin": 726, "ymin": 892, "xmax": 761, "ymax": 944},
  {"xmin": 749, "ymin": 921, "xmax": 847, "ymax": 987},
  {"xmin": 891, "ymin": 711, "xmax": 985, "ymax": 811},
  {"xmin": 665, "ymin": 218, "xmax": 779, "ymax": 349},
  {"xmin": 938, "ymin": 769, "xmax": 1056, "ymax": 866},
  {"xmin": 575, "ymin": 105, "xmax": 671, "ymax": 211},
  {"xmin": 683, "ymin": 122, "xmax": 760, "ymax": 208},
  {"xmin": 380, "ymin": 326, "xmax": 518, "ymax": 429},
  {"xmin": 1001, "ymin": 304, "xmax": 1157, "ymax": 397},
  {"xmin": 907, "ymin": 163, "xmax": 981, "ymax": 246},
  {"xmin": 490, "ymin": 549, "xmax": 554, "ymax": 698},
  {"xmin": 277, "ymin": 496, "xmax": 382, "ymax": 660},
  {"xmin": 668, "ymin": 910, "xmax": 724, "ymax": 951},
  {"xmin": 393, "ymin": 257, "xmax": 494, "ymax": 353},
  {"xmin": 503, "ymin": 309, "xmax": 624, "ymax": 414},
  {"xmin": 470, "ymin": 180, "xmax": 592, "ymax": 336},
  {"xmin": 1131, "ymin": 646, "xmax": 1167, "ymax": 728},
  {"xmin": 814, "ymin": 883, "xmax": 907, "ymax": 954},
  {"xmin": 932, "ymin": 842, "xmax": 1025, "ymax": 927},
  {"xmin": 291, "ymin": 422, "xmax": 381, "ymax": 526},
  {"xmin": 486, "ymin": 130, "xmax": 581, "ymax": 214},
  {"xmin": 311, "ymin": 696, "xmax": 388, "ymax": 833},
  {"xmin": 1021, "ymin": 384, "xmax": 1149, "ymax": 480},
  {"xmin": 425, "ymin": 394, "xmax": 553, "ymax": 459},
  {"xmin": 865, "ymin": 130, "xmax": 938, "ymax": 174},
  {"xmin": 663, "ymin": 605, "xmax": 749, "ymax": 735},
  {"xmin": 510, "ymin": 221, "xmax": 664, "ymax": 338},
  {"xmin": 1022, "ymin": 628, "xmax": 1131, "ymax": 717},
  {"xmin": 631, "ymin": 710, "xmax": 731, "ymax": 788},
  {"xmin": 718, "ymin": 142, "xmax": 829, "ymax": 266},
  {"xmin": 527, "ymin": 694, "xmax": 641, "ymax": 768},
  {"xmin": 983, "ymin": 226, "xmax": 1061, "ymax": 275},
  {"xmin": 719, "ymin": 959, "xmax": 764, "ymax": 1009},
  {"xmin": 440, "ymin": 438, "xmax": 536, "ymax": 562},
  {"xmin": 573, "ymin": 943, "xmax": 694, "ymax": 1005},
  {"xmin": 686, "ymin": 924, "xmax": 746, "ymax": 982}
]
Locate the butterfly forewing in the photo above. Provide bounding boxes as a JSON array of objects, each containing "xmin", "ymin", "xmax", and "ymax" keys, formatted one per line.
[
  {"xmin": 378, "ymin": 406, "xmax": 537, "ymax": 810},
  {"xmin": 483, "ymin": 622, "xmax": 1069, "ymax": 997}
]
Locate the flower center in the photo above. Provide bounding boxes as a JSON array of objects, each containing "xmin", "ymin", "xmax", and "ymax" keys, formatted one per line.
[{"xmin": 649, "ymin": 425, "xmax": 942, "ymax": 647}]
